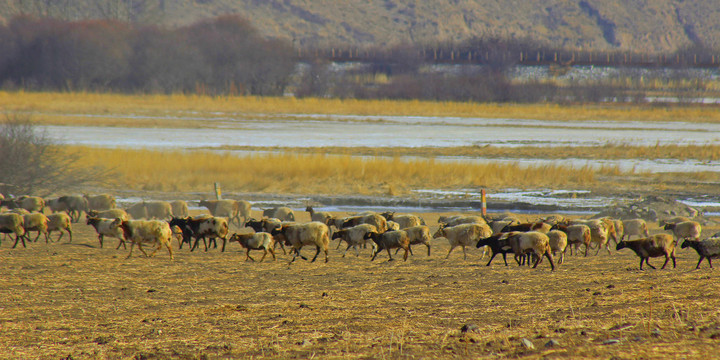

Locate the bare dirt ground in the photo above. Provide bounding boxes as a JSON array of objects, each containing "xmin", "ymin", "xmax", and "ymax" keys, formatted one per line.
[{"xmin": 2, "ymin": 209, "xmax": 720, "ymax": 359}]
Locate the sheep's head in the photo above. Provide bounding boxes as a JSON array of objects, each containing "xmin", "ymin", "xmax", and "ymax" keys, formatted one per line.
[
  {"xmin": 432, "ymin": 225, "xmax": 446, "ymax": 239},
  {"xmin": 663, "ymin": 223, "xmax": 676, "ymax": 230},
  {"xmin": 680, "ymin": 240, "xmax": 697, "ymax": 249},
  {"xmin": 616, "ymin": 241, "xmax": 627, "ymax": 251}
]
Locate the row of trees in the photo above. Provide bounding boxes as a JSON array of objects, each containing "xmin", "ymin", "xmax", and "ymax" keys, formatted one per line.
[{"xmin": 0, "ymin": 15, "xmax": 295, "ymax": 95}]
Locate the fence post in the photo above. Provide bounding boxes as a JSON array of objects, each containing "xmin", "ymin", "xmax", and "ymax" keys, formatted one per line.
[
  {"xmin": 214, "ymin": 182, "xmax": 222, "ymax": 200},
  {"xmin": 481, "ymin": 189, "xmax": 487, "ymax": 216}
]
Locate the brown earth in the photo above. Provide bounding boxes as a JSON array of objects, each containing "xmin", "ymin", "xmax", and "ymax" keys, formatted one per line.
[{"xmin": 2, "ymin": 207, "xmax": 720, "ymax": 359}]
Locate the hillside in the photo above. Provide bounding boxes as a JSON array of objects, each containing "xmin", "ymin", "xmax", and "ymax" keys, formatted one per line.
[{"xmin": 0, "ymin": 0, "xmax": 719, "ymax": 53}]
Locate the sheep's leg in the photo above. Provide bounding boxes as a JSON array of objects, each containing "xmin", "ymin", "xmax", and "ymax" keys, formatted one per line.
[
  {"xmin": 502, "ymin": 252, "xmax": 509, "ymax": 266},
  {"xmin": 33, "ymin": 231, "xmax": 42, "ymax": 242},
  {"xmin": 402, "ymin": 246, "xmax": 409, "ymax": 261},
  {"xmin": 584, "ymin": 243, "xmax": 589, "ymax": 257},
  {"xmin": 545, "ymin": 252, "xmax": 555, "ymax": 271},
  {"xmin": 342, "ymin": 243, "xmax": 352, "ymax": 258},
  {"xmin": 269, "ymin": 247, "xmax": 276, "ymax": 261},
  {"xmin": 324, "ymin": 247, "xmax": 329, "ymax": 263},
  {"xmin": 386, "ymin": 247, "xmax": 394, "ymax": 261},
  {"xmin": 13, "ymin": 234, "xmax": 26, "ymax": 248},
  {"xmin": 336, "ymin": 239, "xmax": 344, "ymax": 250},
  {"xmin": 643, "ymin": 258, "xmax": 656, "ymax": 270},
  {"xmin": 446, "ymin": 245, "xmax": 456, "ymax": 259},
  {"xmin": 660, "ymin": 255, "xmax": 671, "ymax": 269},
  {"xmin": 310, "ymin": 246, "xmax": 322, "ymax": 263},
  {"xmin": 259, "ymin": 249, "xmax": 268, "ymax": 262},
  {"xmin": 165, "ymin": 242, "xmax": 173, "ymax": 260},
  {"xmin": 671, "ymin": 252, "xmax": 677, "ymax": 268},
  {"xmin": 462, "ymin": 245, "xmax": 468, "ymax": 260},
  {"xmin": 275, "ymin": 241, "xmax": 287, "ymax": 255},
  {"xmin": 696, "ymin": 256, "xmax": 704, "ymax": 269},
  {"xmin": 370, "ymin": 248, "xmax": 379, "ymax": 261},
  {"xmin": 137, "ymin": 242, "xmax": 151, "ymax": 257},
  {"xmin": 147, "ymin": 242, "xmax": 162, "ymax": 257},
  {"xmin": 486, "ymin": 251, "xmax": 498, "ymax": 266},
  {"xmin": 426, "ymin": 243, "xmax": 431, "ymax": 256},
  {"xmin": 116, "ymin": 237, "xmax": 127, "ymax": 250},
  {"xmin": 220, "ymin": 237, "xmax": 228, "ymax": 252},
  {"xmin": 246, "ymin": 249, "xmax": 255, "ymax": 262},
  {"xmin": 126, "ymin": 242, "xmax": 136, "ymax": 259}
]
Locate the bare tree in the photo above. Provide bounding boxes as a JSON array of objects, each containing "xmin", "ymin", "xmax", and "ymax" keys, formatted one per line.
[{"xmin": 0, "ymin": 114, "xmax": 110, "ymax": 196}]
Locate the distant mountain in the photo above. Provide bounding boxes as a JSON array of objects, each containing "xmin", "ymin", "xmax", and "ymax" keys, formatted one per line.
[{"xmin": 1, "ymin": 0, "xmax": 718, "ymax": 53}]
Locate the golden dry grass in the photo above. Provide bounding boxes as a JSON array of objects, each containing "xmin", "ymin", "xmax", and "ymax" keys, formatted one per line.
[
  {"xmin": 1, "ymin": 210, "xmax": 720, "ymax": 359},
  {"xmin": 2, "ymin": 91, "xmax": 720, "ymax": 128},
  {"xmin": 65, "ymin": 145, "xmax": 617, "ymax": 196}
]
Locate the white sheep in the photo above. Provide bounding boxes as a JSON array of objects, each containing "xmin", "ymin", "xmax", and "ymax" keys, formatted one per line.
[
  {"xmin": 228, "ymin": 232, "xmax": 276, "ymax": 262},
  {"xmin": 46, "ymin": 213, "xmax": 72, "ymax": 242},
  {"xmin": 23, "ymin": 212, "xmax": 49, "ymax": 243},
  {"xmin": 331, "ymin": 223, "xmax": 377, "ymax": 257},
  {"xmin": 87, "ymin": 217, "xmax": 127, "ymax": 249},
  {"xmin": 620, "ymin": 219, "xmax": 649, "ymax": 241},
  {"xmin": 681, "ymin": 238, "xmax": 720, "ymax": 269},
  {"xmin": 505, "ymin": 231, "xmax": 555, "ymax": 270},
  {"xmin": 273, "ymin": 221, "xmax": 330, "ymax": 263},
  {"xmin": 144, "ymin": 201, "xmax": 173, "ymax": 220},
  {"xmin": 586, "ymin": 219, "xmax": 610, "ymax": 255},
  {"xmin": 84, "ymin": 194, "xmax": 116, "ymax": 211},
  {"xmin": 111, "ymin": 218, "xmax": 174, "ymax": 260},
  {"xmin": 272, "ymin": 206, "xmax": 296, "ymax": 222},
  {"xmin": 403, "ymin": 225, "xmax": 433, "ymax": 256},
  {"xmin": 616, "ymin": 234, "xmax": 676, "ymax": 270},
  {"xmin": 87, "ymin": 209, "xmax": 129, "ymax": 222},
  {"xmin": 547, "ymin": 229, "xmax": 567, "ymax": 265},
  {"xmin": 0, "ymin": 213, "xmax": 26, "ymax": 248},
  {"xmin": 2, "ymin": 196, "xmax": 45, "ymax": 213},
  {"xmin": 125, "ymin": 202, "xmax": 148, "ymax": 219},
  {"xmin": 433, "ymin": 223, "xmax": 492, "ymax": 260},
  {"xmin": 663, "ymin": 221, "xmax": 701, "ymax": 244},
  {"xmin": 552, "ymin": 224, "xmax": 591, "ymax": 256},
  {"xmin": 170, "ymin": 200, "xmax": 189, "ymax": 218}
]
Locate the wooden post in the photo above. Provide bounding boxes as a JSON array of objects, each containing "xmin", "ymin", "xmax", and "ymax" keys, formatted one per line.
[
  {"xmin": 481, "ymin": 189, "xmax": 487, "ymax": 216},
  {"xmin": 214, "ymin": 182, "xmax": 222, "ymax": 200}
]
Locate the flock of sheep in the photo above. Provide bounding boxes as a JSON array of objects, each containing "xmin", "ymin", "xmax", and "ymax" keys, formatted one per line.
[{"xmin": 1, "ymin": 193, "xmax": 719, "ymax": 270}]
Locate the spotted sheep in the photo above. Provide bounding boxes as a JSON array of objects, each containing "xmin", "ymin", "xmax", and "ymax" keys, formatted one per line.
[
  {"xmin": 616, "ymin": 234, "xmax": 676, "ymax": 270},
  {"xmin": 228, "ymin": 232, "xmax": 276, "ymax": 262},
  {"xmin": 169, "ymin": 216, "xmax": 229, "ymax": 252},
  {"xmin": 111, "ymin": 218, "xmax": 174, "ymax": 260},
  {"xmin": 87, "ymin": 217, "xmax": 127, "ymax": 249},
  {"xmin": 244, "ymin": 217, "xmax": 288, "ymax": 254}
]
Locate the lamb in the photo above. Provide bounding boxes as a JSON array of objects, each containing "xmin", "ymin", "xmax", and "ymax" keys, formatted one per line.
[
  {"xmin": 272, "ymin": 221, "xmax": 330, "ymax": 263},
  {"xmin": 46, "ymin": 213, "xmax": 72, "ymax": 242},
  {"xmin": 84, "ymin": 194, "xmax": 116, "ymax": 211},
  {"xmin": 87, "ymin": 217, "xmax": 127, "ymax": 249},
  {"xmin": 616, "ymin": 234, "xmax": 676, "ymax": 270},
  {"xmin": 228, "ymin": 232, "xmax": 276, "ymax": 262},
  {"xmin": 433, "ymin": 223, "xmax": 492, "ymax": 260},
  {"xmin": 505, "ymin": 231, "xmax": 555, "ymax": 271},
  {"xmin": 621, "ymin": 219, "xmax": 649, "ymax": 241},
  {"xmin": 367, "ymin": 230, "xmax": 410, "ymax": 261},
  {"xmin": 547, "ymin": 229, "xmax": 568, "ymax": 264},
  {"xmin": 23, "ymin": 212, "xmax": 49, "ymax": 243},
  {"xmin": 57, "ymin": 195, "xmax": 89, "ymax": 222},
  {"xmin": 402, "ymin": 225, "xmax": 433, "ymax": 256},
  {"xmin": 111, "ymin": 218, "xmax": 174, "ymax": 260},
  {"xmin": 331, "ymin": 224, "xmax": 377, "ymax": 257},
  {"xmin": 87, "ymin": 209, "xmax": 129, "ymax": 222},
  {"xmin": 170, "ymin": 200, "xmax": 189, "ymax": 218},
  {"xmin": 0, "ymin": 213, "xmax": 26, "ymax": 248},
  {"xmin": 552, "ymin": 224, "xmax": 591, "ymax": 256},
  {"xmin": 664, "ymin": 221, "xmax": 701, "ymax": 244},
  {"xmin": 681, "ymin": 238, "xmax": 720, "ymax": 269},
  {"xmin": 306, "ymin": 206, "xmax": 332, "ymax": 224}
]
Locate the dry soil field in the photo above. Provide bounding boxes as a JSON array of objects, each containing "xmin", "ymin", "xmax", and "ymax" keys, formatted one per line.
[{"xmin": 2, "ymin": 209, "xmax": 720, "ymax": 360}]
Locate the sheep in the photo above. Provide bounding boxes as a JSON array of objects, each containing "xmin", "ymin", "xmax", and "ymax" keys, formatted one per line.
[
  {"xmin": 45, "ymin": 197, "xmax": 67, "ymax": 213},
  {"xmin": 382, "ymin": 212, "xmax": 424, "ymax": 229},
  {"xmin": 598, "ymin": 217, "xmax": 618, "ymax": 246},
  {"xmin": 501, "ymin": 221, "xmax": 552, "ymax": 234},
  {"xmin": 2, "ymin": 196, "xmax": 45, "ymax": 213},
  {"xmin": 144, "ymin": 201, "xmax": 173, "ymax": 220},
  {"xmin": 87, "ymin": 217, "xmax": 127, "ymax": 249},
  {"xmin": 386, "ymin": 221, "xmax": 400, "ymax": 231},
  {"xmin": 367, "ymin": 230, "xmax": 410, "ymax": 261},
  {"xmin": 505, "ymin": 231, "xmax": 555, "ymax": 271},
  {"xmin": 438, "ymin": 215, "xmax": 486, "ymax": 227},
  {"xmin": 306, "ymin": 205, "xmax": 332, "ymax": 224},
  {"xmin": 23, "ymin": 212, "xmax": 49, "ymax": 243},
  {"xmin": 200, "ymin": 199, "xmax": 249, "ymax": 226},
  {"xmin": 584, "ymin": 219, "xmax": 610, "ymax": 255},
  {"xmin": 681, "ymin": 238, "xmax": 720, "ymax": 269},
  {"xmin": 342, "ymin": 213, "xmax": 388, "ymax": 233},
  {"xmin": 84, "ymin": 194, "xmax": 116, "ymax": 211},
  {"xmin": 402, "ymin": 225, "xmax": 433, "ymax": 256},
  {"xmin": 228, "ymin": 232, "xmax": 276, "ymax": 262},
  {"xmin": 433, "ymin": 223, "xmax": 492, "ymax": 260},
  {"xmin": 613, "ymin": 219, "xmax": 624, "ymax": 244},
  {"xmin": 543, "ymin": 215, "xmax": 566, "ymax": 226},
  {"xmin": 0, "ymin": 213, "xmax": 26, "ymax": 248},
  {"xmin": 547, "ymin": 230, "xmax": 568, "ymax": 264},
  {"xmin": 489, "ymin": 220, "xmax": 512, "ymax": 235},
  {"xmin": 331, "ymin": 224, "xmax": 377, "ymax": 257},
  {"xmin": 46, "ymin": 213, "xmax": 72, "ymax": 242},
  {"xmin": 664, "ymin": 221, "xmax": 701, "ymax": 244},
  {"xmin": 57, "ymin": 195, "xmax": 89, "ymax": 222},
  {"xmin": 659, "ymin": 216, "xmax": 691, "ymax": 227},
  {"xmin": 125, "ymin": 202, "xmax": 148, "ymax": 219},
  {"xmin": 174, "ymin": 216, "xmax": 230, "ymax": 252},
  {"xmin": 272, "ymin": 221, "xmax": 330, "ymax": 263},
  {"xmin": 616, "ymin": 234, "xmax": 676, "ymax": 270},
  {"xmin": 271, "ymin": 206, "xmax": 295, "ymax": 222},
  {"xmin": 552, "ymin": 224, "xmax": 591, "ymax": 256},
  {"xmin": 475, "ymin": 233, "xmax": 515, "ymax": 266},
  {"xmin": 170, "ymin": 200, "xmax": 189, "ymax": 218},
  {"xmin": 87, "ymin": 209, "xmax": 129, "ymax": 222},
  {"xmin": 244, "ymin": 218, "xmax": 287, "ymax": 254},
  {"xmin": 111, "ymin": 218, "xmax": 174, "ymax": 260},
  {"xmin": 621, "ymin": 219, "xmax": 649, "ymax": 241}
]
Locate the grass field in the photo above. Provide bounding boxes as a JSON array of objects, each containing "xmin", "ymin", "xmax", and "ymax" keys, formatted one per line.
[{"xmin": 1, "ymin": 209, "xmax": 719, "ymax": 359}]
